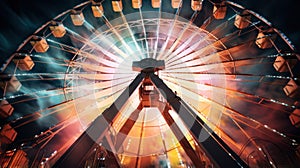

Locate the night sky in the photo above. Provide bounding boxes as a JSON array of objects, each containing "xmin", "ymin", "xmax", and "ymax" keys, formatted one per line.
[{"xmin": 0, "ymin": 0, "xmax": 299, "ymax": 62}]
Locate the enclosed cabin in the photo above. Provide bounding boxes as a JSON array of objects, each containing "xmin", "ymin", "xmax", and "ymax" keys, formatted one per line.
[
  {"xmin": 70, "ymin": 9, "xmax": 85, "ymax": 26},
  {"xmin": 273, "ymin": 53, "xmax": 299, "ymax": 72},
  {"xmin": 132, "ymin": 0, "xmax": 142, "ymax": 9},
  {"xmin": 0, "ymin": 75, "xmax": 22, "ymax": 92},
  {"xmin": 30, "ymin": 36, "xmax": 49, "ymax": 53},
  {"xmin": 139, "ymin": 78, "xmax": 160, "ymax": 107},
  {"xmin": 49, "ymin": 21, "xmax": 66, "ymax": 38},
  {"xmin": 234, "ymin": 10, "xmax": 251, "ymax": 29},
  {"xmin": 290, "ymin": 108, "xmax": 300, "ymax": 128},
  {"xmin": 255, "ymin": 28, "xmax": 277, "ymax": 49},
  {"xmin": 213, "ymin": 1, "xmax": 227, "ymax": 20},
  {"xmin": 171, "ymin": 0, "xmax": 181, "ymax": 9},
  {"xmin": 91, "ymin": 0, "xmax": 104, "ymax": 17},
  {"xmin": 283, "ymin": 79, "xmax": 300, "ymax": 98},
  {"xmin": 191, "ymin": 0, "xmax": 203, "ymax": 11},
  {"xmin": 151, "ymin": 0, "xmax": 161, "ymax": 8},
  {"xmin": 112, "ymin": 0, "xmax": 123, "ymax": 12},
  {"xmin": 0, "ymin": 124, "xmax": 17, "ymax": 144},
  {"xmin": 0, "ymin": 100, "xmax": 14, "ymax": 118},
  {"xmin": 13, "ymin": 53, "xmax": 35, "ymax": 71},
  {"xmin": 132, "ymin": 58, "xmax": 165, "ymax": 107}
]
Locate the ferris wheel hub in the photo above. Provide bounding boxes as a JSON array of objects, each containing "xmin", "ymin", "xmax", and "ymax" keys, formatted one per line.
[{"xmin": 132, "ymin": 58, "xmax": 165, "ymax": 72}]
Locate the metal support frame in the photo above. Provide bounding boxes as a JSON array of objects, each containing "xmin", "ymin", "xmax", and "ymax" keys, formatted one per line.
[
  {"xmin": 113, "ymin": 75, "xmax": 203, "ymax": 167},
  {"xmin": 114, "ymin": 103, "xmax": 142, "ymax": 151},
  {"xmin": 158, "ymin": 103, "xmax": 204, "ymax": 167},
  {"xmin": 149, "ymin": 73, "xmax": 248, "ymax": 168},
  {"xmin": 54, "ymin": 71, "xmax": 248, "ymax": 168},
  {"xmin": 53, "ymin": 73, "xmax": 145, "ymax": 167}
]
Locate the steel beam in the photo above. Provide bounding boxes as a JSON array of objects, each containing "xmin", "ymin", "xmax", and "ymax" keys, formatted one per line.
[
  {"xmin": 158, "ymin": 103, "xmax": 204, "ymax": 167},
  {"xmin": 53, "ymin": 73, "xmax": 145, "ymax": 167},
  {"xmin": 101, "ymin": 136, "xmax": 121, "ymax": 168},
  {"xmin": 149, "ymin": 73, "xmax": 248, "ymax": 168},
  {"xmin": 114, "ymin": 103, "xmax": 142, "ymax": 151}
]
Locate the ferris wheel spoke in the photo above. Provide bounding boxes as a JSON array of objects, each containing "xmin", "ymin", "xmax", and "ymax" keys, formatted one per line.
[
  {"xmin": 73, "ymin": 49, "xmax": 123, "ymax": 66},
  {"xmin": 117, "ymin": 11, "xmax": 145, "ymax": 59},
  {"xmin": 74, "ymin": 62, "xmax": 128, "ymax": 73},
  {"xmin": 164, "ymin": 74, "xmax": 292, "ymax": 108},
  {"xmin": 153, "ymin": 2, "xmax": 163, "ymax": 59},
  {"xmin": 163, "ymin": 12, "xmax": 200, "ymax": 61},
  {"xmin": 70, "ymin": 77, "xmax": 134, "ymax": 92},
  {"xmin": 47, "ymin": 37, "xmax": 121, "ymax": 64},
  {"xmin": 157, "ymin": 7, "xmax": 183, "ymax": 60},
  {"xmin": 166, "ymin": 33, "xmax": 215, "ymax": 64},
  {"xmin": 76, "ymin": 73, "xmax": 136, "ymax": 81},
  {"xmin": 209, "ymin": 15, "xmax": 236, "ymax": 35},
  {"xmin": 161, "ymin": 71, "xmax": 292, "ymax": 83},
  {"xmin": 164, "ymin": 32, "xmax": 199, "ymax": 62},
  {"xmin": 166, "ymin": 26, "xmax": 261, "ymax": 68},
  {"xmin": 101, "ymin": 15, "xmax": 141, "ymax": 60},
  {"xmin": 9, "ymin": 99, "xmax": 75, "ymax": 128},
  {"xmin": 163, "ymin": 77, "xmax": 295, "ymax": 147},
  {"xmin": 166, "ymin": 54, "xmax": 274, "ymax": 72},
  {"xmin": 1, "ymin": 88, "xmax": 66, "ymax": 105},
  {"xmin": 227, "ymin": 112, "xmax": 296, "ymax": 147},
  {"xmin": 228, "ymin": 116, "xmax": 265, "ymax": 153},
  {"xmin": 63, "ymin": 27, "xmax": 127, "ymax": 62},
  {"xmin": 138, "ymin": 7, "xmax": 150, "ymax": 58},
  {"xmin": 93, "ymin": 80, "xmax": 132, "ymax": 98},
  {"xmin": 166, "ymin": 42, "xmax": 219, "ymax": 68},
  {"xmin": 95, "ymin": 89, "xmax": 123, "ymax": 108}
]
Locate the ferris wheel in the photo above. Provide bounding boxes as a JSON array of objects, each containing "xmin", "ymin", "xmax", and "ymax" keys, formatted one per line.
[{"xmin": 0, "ymin": 0, "xmax": 300, "ymax": 167}]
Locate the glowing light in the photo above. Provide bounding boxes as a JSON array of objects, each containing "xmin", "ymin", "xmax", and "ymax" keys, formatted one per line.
[{"xmin": 1, "ymin": 1, "xmax": 298, "ymax": 167}]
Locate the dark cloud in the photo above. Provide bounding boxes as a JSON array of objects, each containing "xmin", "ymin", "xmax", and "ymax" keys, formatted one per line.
[{"xmin": 0, "ymin": 0, "xmax": 84, "ymax": 62}]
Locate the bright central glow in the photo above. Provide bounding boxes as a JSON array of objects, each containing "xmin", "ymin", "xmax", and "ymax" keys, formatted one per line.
[{"xmin": 68, "ymin": 11, "xmax": 227, "ymax": 164}]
